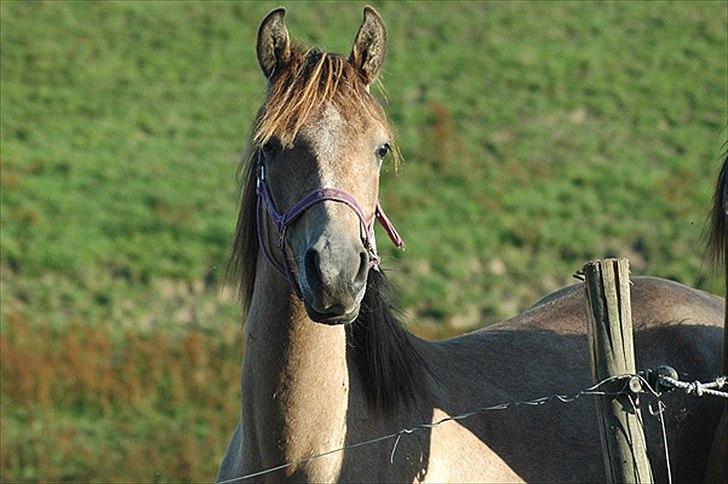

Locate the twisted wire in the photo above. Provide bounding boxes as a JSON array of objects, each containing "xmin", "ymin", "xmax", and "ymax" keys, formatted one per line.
[{"xmin": 218, "ymin": 372, "xmax": 726, "ymax": 483}]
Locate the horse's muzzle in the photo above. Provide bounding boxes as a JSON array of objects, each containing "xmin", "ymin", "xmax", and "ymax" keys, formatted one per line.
[
  {"xmin": 302, "ymin": 300, "xmax": 361, "ymax": 325},
  {"xmin": 299, "ymin": 235, "xmax": 368, "ymax": 324}
]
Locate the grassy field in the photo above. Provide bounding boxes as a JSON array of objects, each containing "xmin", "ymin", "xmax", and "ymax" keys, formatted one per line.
[{"xmin": 1, "ymin": 1, "xmax": 726, "ymax": 481}]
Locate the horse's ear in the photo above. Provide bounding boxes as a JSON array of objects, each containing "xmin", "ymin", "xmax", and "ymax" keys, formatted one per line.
[
  {"xmin": 257, "ymin": 8, "xmax": 290, "ymax": 79},
  {"xmin": 349, "ymin": 6, "xmax": 387, "ymax": 85}
]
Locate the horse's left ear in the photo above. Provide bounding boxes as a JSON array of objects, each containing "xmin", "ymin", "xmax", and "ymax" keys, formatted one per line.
[
  {"xmin": 257, "ymin": 8, "xmax": 291, "ymax": 79},
  {"xmin": 349, "ymin": 6, "xmax": 387, "ymax": 85}
]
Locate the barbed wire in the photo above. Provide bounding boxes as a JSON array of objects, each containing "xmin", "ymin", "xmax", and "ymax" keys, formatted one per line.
[
  {"xmin": 218, "ymin": 372, "xmax": 726, "ymax": 483},
  {"xmin": 658, "ymin": 375, "xmax": 727, "ymax": 399}
]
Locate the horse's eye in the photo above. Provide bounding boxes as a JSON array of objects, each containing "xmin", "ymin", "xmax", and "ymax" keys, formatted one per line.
[{"xmin": 376, "ymin": 143, "xmax": 391, "ymax": 159}]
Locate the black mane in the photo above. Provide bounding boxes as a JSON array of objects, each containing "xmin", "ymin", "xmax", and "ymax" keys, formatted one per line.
[
  {"xmin": 707, "ymin": 152, "xmax": 728, "ymax": 265},
  {"xmin": 346, "ymin": 268, "xmax": 434, "ymax": 414}
]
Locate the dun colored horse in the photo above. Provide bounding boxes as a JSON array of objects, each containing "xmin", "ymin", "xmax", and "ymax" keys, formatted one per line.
[{"xmin": 218, "ymin": 7, "xmax": 725, "ymax": 482}]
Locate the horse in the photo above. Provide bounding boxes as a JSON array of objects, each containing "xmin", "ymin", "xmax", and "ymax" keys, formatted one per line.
[
  {"xmin": 217, "ymin": 7, "xmax": 725, "ymax": 482},
  {"xmin": 704, "ymin": 154, "xmax": 728, "ymax": 484}
]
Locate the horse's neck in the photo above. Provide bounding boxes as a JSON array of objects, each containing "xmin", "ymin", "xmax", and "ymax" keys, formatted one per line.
[{"xmin": 242, "ymin": 259, "xmax": 353, "ymax": 478}]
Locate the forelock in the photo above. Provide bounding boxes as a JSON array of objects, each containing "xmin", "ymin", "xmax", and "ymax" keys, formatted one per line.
[{"xmin": 253, "ymin": 47, "xmax": 394, "ymax": 152}]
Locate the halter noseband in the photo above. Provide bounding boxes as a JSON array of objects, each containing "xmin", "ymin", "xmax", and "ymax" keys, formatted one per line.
[{"xmin": 255, "ymin": 150, "xmax": 405, "ymax": 298}]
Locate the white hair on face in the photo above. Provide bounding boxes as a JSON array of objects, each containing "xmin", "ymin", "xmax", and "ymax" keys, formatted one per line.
[{"xmin": 305, "ymin": 103, "xmax": 346, "ymax": 187}]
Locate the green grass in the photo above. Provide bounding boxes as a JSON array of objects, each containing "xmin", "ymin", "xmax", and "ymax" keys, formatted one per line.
[{"xmin": 1, "ymin": 1, "xmax": 726, "ymax": 481}]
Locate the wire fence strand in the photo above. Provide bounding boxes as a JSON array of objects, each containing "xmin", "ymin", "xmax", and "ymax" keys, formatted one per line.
[
  {"xmin": 659, "ymin": 375, "xmax": 727, "ymax": 399},
  {"xmin": 630, "ymin": 375, "xmax": 673, "ymax": 484},
  {"xmin": 218, "ymin": 372, "xmax": 726, "ymax": 483}
]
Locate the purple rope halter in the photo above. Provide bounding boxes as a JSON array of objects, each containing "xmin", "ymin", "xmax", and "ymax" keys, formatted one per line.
[{"xmin": 255, "ymin": 150, "xmax": 405, "ymax": 297}]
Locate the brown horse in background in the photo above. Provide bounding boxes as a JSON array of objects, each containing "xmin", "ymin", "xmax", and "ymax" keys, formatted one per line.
[{"xmin": 217, "ymin": 7, "xmax": 725, "ymax": 483}]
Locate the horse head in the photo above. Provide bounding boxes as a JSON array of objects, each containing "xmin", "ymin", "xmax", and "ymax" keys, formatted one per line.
[{"xmin": 247, "ymin": 7, "xmax": 400, "ymax": 325}]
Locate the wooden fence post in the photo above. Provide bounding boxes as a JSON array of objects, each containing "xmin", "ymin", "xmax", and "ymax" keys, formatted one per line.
[{"xmin": 582, "ymin": 258, "xmax": 653, "ymax": 484}]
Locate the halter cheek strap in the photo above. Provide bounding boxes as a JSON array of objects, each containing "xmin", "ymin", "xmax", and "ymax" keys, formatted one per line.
[{"xmin": 255, "ymin": 151, "xmax": 404, "ymax": 297}]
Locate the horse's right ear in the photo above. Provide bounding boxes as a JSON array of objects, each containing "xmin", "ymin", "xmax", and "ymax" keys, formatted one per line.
[
  {"xmin": 349, "ymin": 6, "xmax": 387, "ymax": 85},
  {"xmin": 257, "ymin": 8, "xmax": 290, "ymax": 79}
]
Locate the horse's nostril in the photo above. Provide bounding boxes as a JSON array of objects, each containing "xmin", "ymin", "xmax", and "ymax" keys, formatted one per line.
[
  {"xmin": 304, "ymin": 247, "xmax": 321, "ymax": 284},
  {"xmin": 353, "ymin": 249, "xmax": 369, "ymax": 288}
]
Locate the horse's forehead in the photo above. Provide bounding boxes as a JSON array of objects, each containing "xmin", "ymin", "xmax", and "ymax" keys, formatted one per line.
[
  {"xmin": 302, "ymin": 103, "xmax": 348, "ymax": 157},
  {"xmin": 301, "ymin": 103, "xmax": 380, "ymax": 158},
  {"xmin": 296, "ymin": 102, "xmax": 380, "ymax": 194}
]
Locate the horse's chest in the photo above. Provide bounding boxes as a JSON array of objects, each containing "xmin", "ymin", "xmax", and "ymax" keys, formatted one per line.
[{"xmin": 419, "ymin": 408, "xmax": 524, "ymax": 483}]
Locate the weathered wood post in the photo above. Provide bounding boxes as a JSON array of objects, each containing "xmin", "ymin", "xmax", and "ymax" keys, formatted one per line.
[{"xmin": 581, "ymin": 258, "xmax": 653, "ymax": 484}]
